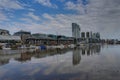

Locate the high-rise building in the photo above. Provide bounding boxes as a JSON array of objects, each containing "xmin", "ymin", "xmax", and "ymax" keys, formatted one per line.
[
  {"xmin": 81, "ymin": 32, "xmax": 85, "ymax": 38},
  {"xmin": 96, "ymin": 32, "xmax": 100, "ymax": 39},
  {"xmin": 86, "ymin": 32, "xmax": 90, "ymax": 38},
  {"xmin": 92, "ymin": 32, "xmax": 100, "ymax": 39},
  {"xmin": 72, "ymin": 23, "xmax": 80, "ymax": 38},
  {"xmin": 92, "ymin": 33, "xmax": 96, "ymax": 39},
  {"xmin": 90, "ymin": 32, "xmax": 93, "ymax": 38}
]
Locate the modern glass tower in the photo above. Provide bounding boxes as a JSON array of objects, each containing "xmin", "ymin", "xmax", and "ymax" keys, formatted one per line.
[{"xmin": 72, "ymin": 23, "xmax": 80, "ymax": 44}]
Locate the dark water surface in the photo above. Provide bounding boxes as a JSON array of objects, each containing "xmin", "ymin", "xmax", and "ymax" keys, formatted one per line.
[{"xmin": 0, "ymin": 45, "xmax": 120, "ymax": 80}]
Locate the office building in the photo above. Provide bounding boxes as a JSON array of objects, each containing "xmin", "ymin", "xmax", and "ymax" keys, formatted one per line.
[
  {"xmin": 81, "ymin": 32, "xmax": 85, "ymax": 38},
  {"xmin": 72, "ymin": 23, "xmax": 80, "ymax": 44},
  {"xmin": 72, "ymin": 23, "xmax": 80, "ymax": 38},
  {"xmin": 86, "ymin": 32, "xmax": 90, "ymax": 38},
  {"xmin": 96, "ymin": 32, "xmax": 100, "ymax": 39}
]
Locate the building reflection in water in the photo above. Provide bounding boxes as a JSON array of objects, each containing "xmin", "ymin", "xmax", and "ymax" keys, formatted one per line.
[
  {"xmin": 72, "ymin": 44, "xmax": 101, "ymax": 65},
  {"xmin": 81, "ymin": 44, "xmax": 101, "ymax": 56},
  {"xmin": 0, "ymin": 44, "xmax": 101, "ymax": 66},
  {"xmin": 73, "ymin": 47, "xmax": 81, "ymax": 65},
  {"xmin": 15, "ymin": 48, "xmax": 72, "ymax": 62},
  {"xmin": 15, "ymin": 52, "xmax": 32, "ymax": 62}
]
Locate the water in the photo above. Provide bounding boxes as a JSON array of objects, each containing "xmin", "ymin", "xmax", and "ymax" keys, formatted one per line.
[{"xmin": 0, "ymin": 45, "xmax": 120, "ymax": 80}]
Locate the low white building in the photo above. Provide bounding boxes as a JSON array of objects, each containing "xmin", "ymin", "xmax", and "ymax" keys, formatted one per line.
[
  {"xmin": 0, "ymin": 29, "xmax": 10, "ymax": 36},
  {"xmin": 0, "ymin": 35, "xmax": 21, "ymax": 43}
]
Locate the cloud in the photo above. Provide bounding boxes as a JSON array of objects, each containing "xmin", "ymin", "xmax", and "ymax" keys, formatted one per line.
[
  {"xmin": 20, "ymin": 18, "xmax": 33, "ymax": 23},
  {"xmin": 28, "ymin": 8, "xmax": 35, "ymax": 12},
  {"xmin": 0, "ymin": 0, "xmax": 24, "ymax": 10},
  {"xmin": 61, "ymin": 0, "xmax": 120, "ymax": 39},
  {"xmin": 0, "ymin": 0, "xmax": 120, "ymax": 39},
  {"xmin": 43, "ymin": 13, "xmax": 54, "ymax": 20},
  {"xmin": 35, "ymin": 0, "xmax": 57, "ymax": 8},
  {"xmin": 65, "ymin": 1, "xmax": 86, "ymax": 14},
  {"xmin": 0, "ymin": 12, "xmax": 9, "ymax": 21},
  {"xmin": 41, "ymin": 13, "xmax": 97, "ymax": 36},
  {"xmin": 20, "ymin": 12, "xmax": 41, "ymax": 23},
  {"xmin": 85, "ymin": 0, "xmax": 120, "ymax": 38},
  {"xmin": 27, "ymin": 12, "xmax": 41, "ymax": 21},
  {"xmin": 57, "ymin": 0, "xmax": 65, "ymax": 2}
]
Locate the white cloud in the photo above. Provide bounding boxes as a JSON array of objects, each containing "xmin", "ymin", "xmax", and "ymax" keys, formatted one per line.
[
  {"xmin": 27, "ymin": 12, "xmax": 41, "ymax": 21},
  {"xmin": 28, "ymin": 8, "xmax": 35, "ymax": 12},
  {"xmin": 61, "ymin": 0, "xmax": 120, "ymax": 39},
  {"xmin": 0, "ymin": 0, "xmax": 24, "ymax": 10},
  {"xmin": 0, "ymin": 12, "xmax": 9, "ymax": 21},
  {"xmin": 43, "ymin": 13, "xmax": 54, "ymax": 20},
  {"xmin": 36, "ymin": 0, "xmax": 57, "ymax": 8},
  {"xmin": 20, "ymin": 12, "xmax": 41, "ymax": 22},
  {"xmin": 20, "ymin": 18, "xmax": 33, "ymax": 23},
  {"xmin": 65, "ymin": 1, "xmax": 76, "ymax": 10},
  {"xmin": 65, "ymin": 1, "xmax": 86, "ymax": 14},
  {"xmin": 41, "ymin": 13, "xmax": 97, "ymax": 36},
  {"xmin": 1, "ymin": 0, "xmax": 120, "ymax": 39},
  {"xmin": 57, "ymin": 0, "xmax": 65, "ymax": 2}
]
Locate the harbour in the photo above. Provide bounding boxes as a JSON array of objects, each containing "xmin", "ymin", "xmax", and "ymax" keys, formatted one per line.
[
  {"xmin": 0, "ymin": 0, "xmax": 120, "ymax": 79},
  {"xmin": 0, "ymin": 44, "xmax": 120, "ymax": 80}
]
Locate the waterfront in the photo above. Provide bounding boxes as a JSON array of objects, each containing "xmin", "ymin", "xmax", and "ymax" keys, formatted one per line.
[{"xmin": 0, "ymin": 45, "xmax": 120, "ymax": 80}]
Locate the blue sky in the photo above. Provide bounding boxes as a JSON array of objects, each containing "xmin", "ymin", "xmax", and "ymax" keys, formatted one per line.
[{"xmin": 0, "ymin": 0, "xmax": 120, "ymax": 39}]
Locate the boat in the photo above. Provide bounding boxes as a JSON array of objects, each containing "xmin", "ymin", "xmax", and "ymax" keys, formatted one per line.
[
  {"xmin": 68, "ymin": 44, "xmax": 75, "ymax": 48},
  {"xmin": 2, "ymin": 47, "xmax": 11, "ymax": 50},
  {"xmin": 18, "ymin": 45, "xmax": 27, "ymax": 49},
  {"xmin": 2, "ymin": 44, "xmax": 11, "ymax": 50}
]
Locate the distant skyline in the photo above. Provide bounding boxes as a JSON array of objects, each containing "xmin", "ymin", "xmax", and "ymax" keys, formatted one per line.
[{"xmin": 0, "ymin": 0, "xmax": 120, "ymax": 39}]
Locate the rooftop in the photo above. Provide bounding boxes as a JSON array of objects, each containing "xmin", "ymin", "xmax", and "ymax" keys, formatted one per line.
[
  {"xmin": 0, "ymin": 35, "xmax": 21, "ymax": 41},
  {"xmin": 0, "ymin": 29, "xmax": 9, "ymax": 31}
]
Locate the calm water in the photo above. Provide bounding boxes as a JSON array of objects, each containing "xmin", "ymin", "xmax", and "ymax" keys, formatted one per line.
[{"xmin": 0, "ymin": 45, "xmax": 120, "ymax": 80}]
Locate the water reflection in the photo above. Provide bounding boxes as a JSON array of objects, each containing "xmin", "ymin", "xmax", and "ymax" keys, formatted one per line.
[
  {"xmin": 0, "ymin": 45, "xmax": 120, "ymax": 80},
  {"xmin": 1, "ymin": 45, "xmax": 120, "ymax": 80},
  {"xmin": 15, "ymin": 48, "xmax": 72, "ymax": 62},
  {"xmin": 0, "ymin": 59, "xmax": 9, "ymax": 66},
  {"xmin": 72, "ymin": 44, "xmax": 101, "ymax": 65},
  {"xmin": 80, "ymin": 44, "xmax": 101, "ymax": 56},
  {"xmin": 73, "ymin": 47, "xmax": 81, "ymax": 65},
  {"xmin": 0, "ymin": 44, "xmax": 101, "ymax": 66}
]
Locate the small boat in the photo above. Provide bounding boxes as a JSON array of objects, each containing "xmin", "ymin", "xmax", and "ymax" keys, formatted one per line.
[
  {"xmin": 2, "ymin": 47, "xmax": 11, "ymax": 50},
  {"xmin": 68, "ymin": 44, "xmax": 75, "ymax": 48},
  {"xmin": 18, "ymin": 45, "xmax": 27, "ymax": 49},
  {"xmin": 30, "ymin": 45, "xmax": 37, "ymax": 49},
  {"xmin": 56, "ymin": 44, "xmax": 64, "ymax": 49},
  {"xmin": 2, "ymin": 45, "xmax": 11, "ymax": 50},
  {"xmin": 40, "ymin": 45, "xmax": 46, "ymax": 50}
]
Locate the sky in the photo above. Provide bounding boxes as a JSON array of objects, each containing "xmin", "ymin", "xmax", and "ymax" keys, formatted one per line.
[{"xmin": 0, "ymin": 0, "xmax": 120, "ymax": 39}]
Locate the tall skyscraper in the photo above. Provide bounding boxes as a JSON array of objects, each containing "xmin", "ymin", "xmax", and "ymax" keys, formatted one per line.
[
  {"xmin": 92, "ymin": 32, "xmax": 100, "ymax": 39},
  {"xmin": 72, "ymin": 23, "xmax": 80, "ymax": 38},
  {"xmin": 86, "ymin": 32, "xmax": 90, "ymax": 38},
  {"xmin": 96, "ymin": 32, "xmax": 100, "ymax": 39},
  {"xmin": 72, "ymin": 23, "xmax": 80, "ymax": 44},
  {"xmin": 81, "ymin": 32, "xmax": 85, "ymax": 38}
]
